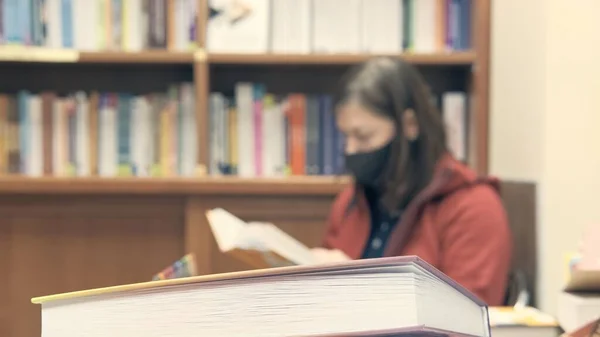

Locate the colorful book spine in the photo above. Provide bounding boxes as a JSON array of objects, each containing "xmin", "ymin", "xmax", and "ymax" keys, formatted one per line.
[{"xmin": 152, "ymin": 253, "xmax": 197, "ymax": 281}]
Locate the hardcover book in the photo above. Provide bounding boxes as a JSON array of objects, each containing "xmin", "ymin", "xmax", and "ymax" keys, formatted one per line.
[{"xmin": 32, "ymin": 256, "xmax": 490, "ymax": 337}]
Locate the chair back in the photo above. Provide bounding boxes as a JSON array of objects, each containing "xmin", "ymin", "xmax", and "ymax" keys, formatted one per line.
[{"xmin": 499, "ymin": 181, "xmax": 538, "ymax": 306}]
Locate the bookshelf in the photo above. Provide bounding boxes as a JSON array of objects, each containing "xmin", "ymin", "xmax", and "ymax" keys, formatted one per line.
[{"xmin": 0, "ymin": 1, "xmax": 490, "ymax": 337}]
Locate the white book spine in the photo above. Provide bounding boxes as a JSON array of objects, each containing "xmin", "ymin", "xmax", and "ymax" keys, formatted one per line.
[
  {"xmin": 361, "ymin": 0, "xmax": 402, "ymax": 53},
  {"xmin": 207, "ymin": 0, "xmax": 271, "ymax": 53},
  {"xmin": 270, "ymin": 0, "xmax": 311, "ymax": 54},
  {"xmin": 180, "ymin": 84, "xmax": 197, "ymax": 176},
  {"xmin": 130, "ymin": 96, "xmax": 141, "ymax": 176},
  {"xmin": 235, "ymin": 83, "xmax": 255, "ymax": 177},
  {"xmin": 442, "ymin": 92, "xmax": 467, "ymax": 161},
  {"xmin": 51, "ymin": 100, "xmax": 65, "ymax": 176},
  {"xmin": 45, "ymin": 0, "xmax": 63, "ymax": 48},
  {"xmin": 28, "ymin": 95, "xmax": 43, "ymax": 177},
  {"xmin": 413, "ymin": 0, "xmax": 437, "ymax": 53},
  {"xmin": 75, "ymin": 92, "xmax": 90, "ymax": 176}
]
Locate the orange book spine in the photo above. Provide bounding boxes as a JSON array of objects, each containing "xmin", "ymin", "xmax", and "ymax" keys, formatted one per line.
[
  {"xmin": 436, "ymin": 0, "xmax": 448, "ymax": 51},
  {"xmin": 289, "ymin": 94, "xmax": 306, "ymax": 175},
  {"xmin": 166, "ymin": 0, "xmax": 176, "ymax": 50}
]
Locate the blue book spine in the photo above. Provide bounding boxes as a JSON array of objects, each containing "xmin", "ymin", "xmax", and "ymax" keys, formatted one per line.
[
  {"xmin": 0, "ymin": 0, "xmax": 4, "ymax": 43},
  {"xmin": 21, "ymin": 0, "xmax": 31, "ymax": 44},
  {"xmin": 117, "ymin": 94, "xmax": 132, "ymax": 175},
  {"xmin": 4, "ymin": 0, "xmax": 18, "ymax": 43},
  {"xmin": 459, "ymin": 0, "xmax": 471, "ymax": 50},
  {"xmin": 60, "ymin": 0, "xmax": 72, "ymax": 48},
  {"xmin": 320, "ymin": 95, "xmax": 336, "ymax": 176},
  {"xmin": 16, "ymin": 0, "xmax": 27, "ymax": 43},
  {"xmin": 450, "ymin": 0, "xmax": 460, "ymax": 50}
]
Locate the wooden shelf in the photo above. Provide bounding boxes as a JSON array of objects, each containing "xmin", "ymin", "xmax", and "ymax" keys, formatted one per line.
[
  {"xmin": 208, "ymin": 51, "xmax": 477, "ymax": 65},
  {"xmin": 0, "ymin": 176, "xmax": 349, "ymax": 196},
  {"xmin": 78, "ymin": 51, "xmax": 195, "ymax": 64},
  {"xmin": 0, "ymin": 47, "xmax": 476, "ymax": 66},
  {"xmin": 0, "ymin": 46, "xmax": 195, "ymax": 64}
]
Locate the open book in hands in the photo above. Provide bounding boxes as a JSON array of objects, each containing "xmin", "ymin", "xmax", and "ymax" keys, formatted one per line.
[{"xmin": 205, "ymin": 208, "xmax": 349, "ymax": 269}]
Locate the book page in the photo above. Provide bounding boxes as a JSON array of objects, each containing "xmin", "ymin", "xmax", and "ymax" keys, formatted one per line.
[
  {"xmin": 256, "ymin": 223, "xmax": 316, "ymax": 265},
  {"xmin": 206, "ymin": 208, "xmax": 317, "ymax": 266},
  {"xmin": 206, "ymin": 208, "xmax": 248, "ymax": 251}
]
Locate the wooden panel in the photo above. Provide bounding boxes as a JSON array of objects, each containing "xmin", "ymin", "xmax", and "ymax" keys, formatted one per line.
[
  {"xmin": 198, "ymin": 0, "xmax": 208, "ymax": 48},
  {"xmin": 0, "ymin": 183, "xmax": 536, "ymax": 336},
  {"xmin": 472, "ymin": 0, "xmax": 491, "ymax": 174},
  {"xmin": 0, "ymin": 196, "xmax": 186, "ymax": 337},
  {"xmin": 185, "ymin": 197, "xmax": 214, "ymax": 275}
]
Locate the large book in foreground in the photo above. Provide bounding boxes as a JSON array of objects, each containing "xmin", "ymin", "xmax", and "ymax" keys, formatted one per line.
[{"xmin": 32, "ymin": 256, "xmax": 491, "ymax": 337}]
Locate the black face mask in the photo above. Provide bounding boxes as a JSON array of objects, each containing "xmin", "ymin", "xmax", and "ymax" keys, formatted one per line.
[{"xmin": 344, "ymin": 142, "xmax": 392, "ymax": 187}]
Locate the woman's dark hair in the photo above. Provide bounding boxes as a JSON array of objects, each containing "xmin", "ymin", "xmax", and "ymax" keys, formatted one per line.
[{"xmin": 334, "ymin": 57, "xmax": 448, "ymax": 212}]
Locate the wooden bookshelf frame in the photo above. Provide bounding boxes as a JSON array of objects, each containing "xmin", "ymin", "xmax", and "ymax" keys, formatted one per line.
[
  {"xmin": 197, "ymin": 0, "xmax": 492, "ymax": 176},
  {"xmin": 0, "ymin": 176, "xmax": 349, "ymax": 196},
  {"xmin": 0, "ymin": 2, "xmax": 491, "ymax": 337},
  {"xmin": 0, "ymin": 0, "xmax": 491, "ymax": 179}
]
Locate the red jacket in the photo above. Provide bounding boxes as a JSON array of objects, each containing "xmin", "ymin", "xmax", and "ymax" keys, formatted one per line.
[{"xmin": 322, "ymin": 155, "xmax": 512, "ymax": 306}]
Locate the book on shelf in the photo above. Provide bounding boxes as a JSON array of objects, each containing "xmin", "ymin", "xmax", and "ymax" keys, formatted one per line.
[
  {"xmin": 207, "ymin": 0, "xmax": 472, "ymax": 54},
  {"xmin": 206, "ymin": 207, "xmax": 317, "ymax": 268},
  {"xmin": 32, "ymin": 256, "xmax": 492, "ymax": 337},
  {"xmin": 209, "ymin": 83, "xmax": 468, "ymax": 177},
  {"xmin": 0, "ymin": 0, "xmax": 197, "ymax": 51},
  {"xmin": 0, "ymin": 84, "xmax": 198, "ymax": 177}
]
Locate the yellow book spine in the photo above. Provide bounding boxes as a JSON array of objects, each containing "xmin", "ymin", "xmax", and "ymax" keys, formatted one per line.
[
  {"xmin": 106, "ymin": 0, "xmax": 113, "ymax": 50},
  {"xmin": 121, "ymin": 0, "xmax": 129, "ymax": 50}
]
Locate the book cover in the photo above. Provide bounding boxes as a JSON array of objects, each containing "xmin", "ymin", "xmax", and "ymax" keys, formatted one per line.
[{"xmin": 152, "ymin": 253, "xmax": 197, "ymax": 281}]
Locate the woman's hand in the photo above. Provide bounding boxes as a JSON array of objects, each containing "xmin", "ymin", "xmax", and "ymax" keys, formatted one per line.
[{"xmin": 310, "ymin": 247, "xmax": 351, "ymax": 264}]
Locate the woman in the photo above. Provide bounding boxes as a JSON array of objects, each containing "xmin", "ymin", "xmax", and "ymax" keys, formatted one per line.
[{"xmin": 312, "ymin": 57, "xmax": 512, "ymax": 306}]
